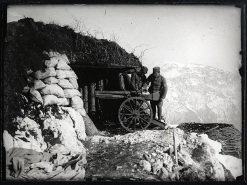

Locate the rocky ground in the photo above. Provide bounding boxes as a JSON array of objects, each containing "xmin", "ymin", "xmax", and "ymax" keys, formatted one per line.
[
  {"xmin": 82, "ymin": 122, "xmax": 242, "ymax": 181},
  {"xmin": 3, "ymin": 102, "xmax": 242, "ymax": 181}
]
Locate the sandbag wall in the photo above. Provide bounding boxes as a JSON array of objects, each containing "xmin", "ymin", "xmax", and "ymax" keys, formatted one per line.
[{"xmin": 28, "ymin": 51, "xmax": 86, "ymax": 117}]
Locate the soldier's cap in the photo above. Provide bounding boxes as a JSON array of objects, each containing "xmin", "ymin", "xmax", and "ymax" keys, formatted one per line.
[{"xmin": 153, "ymin": 67, "xmax": 160, "ymax": 72}]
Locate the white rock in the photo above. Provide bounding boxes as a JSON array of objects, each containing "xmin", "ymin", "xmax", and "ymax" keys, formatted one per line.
[
  {"xmin": 198, "ymin": 134, "xmax": 222, "ymax": 154},
  {"xmin": 13, "ymin": 117, "xmax": 47, "ymax": 152},
  {"xmin": 43, "ymin": 115, "xmax": 85, "ymax": 154},
  {"xmin": 212, "ymin": 158, "xmax": 225, "ymax": 181},
  {"xmin": 3, "ymin": 130, "xmax": 14, "ymax": 151},
  {"xmin": 139, "ymin": 160, "xmax": 152, "ymax": 172},
  {"xmin": 151, "ymin": 153, "xmax": 157, "ymax": 157},
  {"xmin": 62, "ymin": 107, "xmax": 87, "ymax": 140},
  {"xmin": 152, "ymin": 159, "xmax": 163, "ymax": 174},
  {"xmin": 216, "ymin": 154, "xmax": 242, "ymax": 179},
  {"xmin": 159, "ymin": 167, "xmax": 169, "ymax": 180}
]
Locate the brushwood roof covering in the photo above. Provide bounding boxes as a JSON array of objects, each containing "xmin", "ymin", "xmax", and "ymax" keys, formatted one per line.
[{"xmin": 6, "ymin": 18, "xmax": 142, "ymax": 69}]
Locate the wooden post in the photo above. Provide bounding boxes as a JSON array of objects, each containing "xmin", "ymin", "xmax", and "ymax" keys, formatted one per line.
[
  {"xmin": 96, "ymin": 79, "xmax": 104, "ymax": 91},
  {"xmin": 118, "ymin": 73, "xmax": 125, "ymax": 90},
  {"xmin": 83, "ymin": 85, "xmax": 88, "ymax": 113},
  {"xmin": 104, "ymin": 78, "xmax": 108, "ymax": 90},
  {"xmin": 173, "ymin": 129, "xmax": 178, "ymax": 165},
  {"xmin": 96, "ymin": 79, "xmax": 104, "ymax": 112},
  {"xmin": 173, "ymin": 129, "xmax": 179, "ymax": 180},
  {"xmin": 90, "ymin": 83, "xmax": 96, "ymax": 112}
]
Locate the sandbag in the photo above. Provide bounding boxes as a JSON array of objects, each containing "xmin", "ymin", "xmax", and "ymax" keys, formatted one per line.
[
  {"xmin": 64, "ymin": 89, "xmax": 82, "ymax": 98},
  {"xmin": 56, "ymin": 59, "xmax": 71, "ymax": 70},
  {"xmin": 34, "ymin": 80, "xmax": 46, "ymax": 90},
  {"xmin": 40, "ymin": 84, "xmax": 65, "ymax": 98},
  {"xmin": 57, "ymin": 98, "xmax": 69, "ymax": 106},
  {"xmin": 43, "ymin": 77, "xmax": 59, "ymax": 84},
  {"xmin": 76, "ymin": 108, "xmax": 86, "ymax": 117},
  {"xmin": 44, "ymin": 57, "xmax": 58, "ymax": 68},
  {"xmin": 56, "ymin": 70, "xmax": 78, "ymax": 79},
  {"xmin": 47, "ymin": 52, "xmax": 70, "ymax": 64},
  {"xmin": 30, "ymin": 88, "xmax": 43, "ymax": 104},
  {"xmin": 33, "ymin": 68, "xmax": 56, "ymax": 80},
  {"xmin": 47, "ymin": 51, "xmax": 61, "ymax": 58},
  {"xmin": 59, "ymin": 54, "xmax": 70, "ymax": 64},
  {"xmin": 58, "ymin": 79, "xmax": 74, "ymax": 89},
  {"xmin": 69, "ymin": 78, "xmax": 78, "ymax": 89},
  {"xmin": 71, "ymin": 96, "xmax": 84, "ymax": 109},
  {"xmin": 43, "ymin": 95, "xmax": 69, "ymax": 106}
]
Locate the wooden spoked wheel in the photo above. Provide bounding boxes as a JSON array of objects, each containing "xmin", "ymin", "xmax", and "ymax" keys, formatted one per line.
[{"xmin": 118, "ymin": 97, "xmax": 153, "ymax": 132}]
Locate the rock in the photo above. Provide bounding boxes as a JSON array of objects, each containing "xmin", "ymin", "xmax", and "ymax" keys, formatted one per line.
[
  {"xmin": 73, "ymin": 168, "xmax": 86, "ymax": 180},
  {"xmin": 87, "ymin": 135, "xmax": 112, "ymax": 143},
  {"xmin": 151, "ymin": 153, "xmax": 157, "ymax": 157},
  {"xmin": 62, "ymin": 107, "xmax": 87, "ymax": 141},
  {"xmin": 139, "ymin": 160, "xmax": 152, "ymax": 172},
  {"xmin": 178, "ymin": 149, "xmax": 194, "ymax": 166},
  {"xmin": 212, "ymin": 159, "xmax": 225, "ymax": 181},
  {"xmin": 159, "ymin": 167, "xmax": 169, "ymax": 180},
  {"xmin": 182, "ymin": 140, "xmax": 187, "ymax": 145},
  {"xmin": 49, "ymin": 144, "xmax": 70, "ymax": 155},
  {"xmin": 13, "ymin": 117, "xmax": 47, "ymax": 152},
  {"xmin": 116, "ymin": 166, "xmax": 122, "ymax": 170},
  {"xmin": 3, "ymin": 130, "xmax": 14, "ymax": 151},
  {"xmin": 143, "ymin": 153, "xmax": 151, "ymax": 162},
  {"xmin": 216, "ymin": 154, "xmax": 242, "ymax": 179},
  {"xmin": 152, "ymin": 159, "xmax": 163, "ymax": 174},
  {"xmin": 198, "ymin": 134, "xmax": 222, "ymax": 154},
  {"xmin": 43, "ymin": 113, "xmax": 84, "ymax": 154},
  {"xmin": 102, "ymin": 139, "xmax": 110, "ymax": 144}
]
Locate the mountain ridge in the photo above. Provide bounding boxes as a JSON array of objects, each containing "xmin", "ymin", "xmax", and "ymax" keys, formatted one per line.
[{"xmin": 159, "ymin": 63, "xmax": 242, "ymax": 131}]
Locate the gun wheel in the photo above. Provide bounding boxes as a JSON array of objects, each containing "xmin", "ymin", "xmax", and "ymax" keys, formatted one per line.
[{"xmin": 118, "ymin": 97, "xmax": 153, "ymax": 132}]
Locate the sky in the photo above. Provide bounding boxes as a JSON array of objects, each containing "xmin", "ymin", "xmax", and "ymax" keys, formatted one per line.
[{"xmin": 7, "ymin": 4, "xmax": 242, "ymax": 74}]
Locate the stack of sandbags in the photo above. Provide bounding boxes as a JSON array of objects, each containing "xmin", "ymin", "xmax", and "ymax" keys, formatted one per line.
[{"xmin": 27, "ymin": 51, "xmax": 85, "ymax": 117}]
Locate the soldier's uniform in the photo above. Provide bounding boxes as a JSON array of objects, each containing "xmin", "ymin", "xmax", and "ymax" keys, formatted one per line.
[
  {"xmin": 144, "ymin": 67, "xmax": 167, "ymax": 121},
  {"xmin": 131, "ymin": 67, "xmax": 148, "ymax": 91}
]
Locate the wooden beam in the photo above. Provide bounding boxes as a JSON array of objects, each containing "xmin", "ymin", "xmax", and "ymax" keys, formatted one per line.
[
  {"xmin": 83, "ymin": 85, "xmax": 88, "ymax": 113},
  {"xmin": 95, "ymin": 94, "xmax": 125, "ymax": 99},
  {"xmin": 95, "ymin": 91, "xmax": 131, "ymax": 95},
  {"xmin": 90, "ymin": 83, "xmax": 96, "ymax": 112}
]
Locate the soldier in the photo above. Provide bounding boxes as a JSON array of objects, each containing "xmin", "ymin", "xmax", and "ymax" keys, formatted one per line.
[
  {"xmin": 131, "ymin": 66, "xmax": 148, "ymax": 91},
  {"xmin": 143, "ymin": 67, "xmax": 168, "ymax": 121}
]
